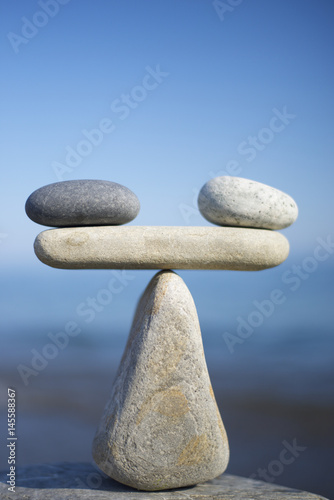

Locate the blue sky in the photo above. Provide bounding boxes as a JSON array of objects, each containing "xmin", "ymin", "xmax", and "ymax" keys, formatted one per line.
[{"xmin": 1, "ymin": 0, "xmax": 334, "ymax": 342}]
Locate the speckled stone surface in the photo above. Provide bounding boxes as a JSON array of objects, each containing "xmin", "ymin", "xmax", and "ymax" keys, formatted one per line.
[
  {"xmin": 198, "ymin": 176, "xmax": 298, "ymax": 230},
  {"xmin": 93, "ymin": 270, "xmax": 229, "ymax": 491},
  {"xmin": 0, "ymin": 462, "xmax": 328, "ymax": 499},
  {"xmin": 33, "ymin": 226, "xmax": 289, "ymax": 270},
  {"xmin": 25, "ymin": 180, "xmax": 140, "ymax": 227}
]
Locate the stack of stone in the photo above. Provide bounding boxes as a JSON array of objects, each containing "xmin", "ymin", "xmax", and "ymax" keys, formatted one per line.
[{"xmin": 25, "ymin": 176, "xmax": 298, "ymax": 492}]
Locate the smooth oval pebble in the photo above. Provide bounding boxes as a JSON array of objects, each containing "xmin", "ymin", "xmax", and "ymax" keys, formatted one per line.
[
  {"xmin": 198, "ymin": 176, "xmax": 298, "ymax": 230},
  {"xmin": 25, "ymin": 180, "xmax": 140, "ymax": 227}
]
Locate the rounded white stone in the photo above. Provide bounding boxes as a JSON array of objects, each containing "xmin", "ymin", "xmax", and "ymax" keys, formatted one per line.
[{"xmin": 198, "ymin": 176, "xmax": 298, "ymax": 229}]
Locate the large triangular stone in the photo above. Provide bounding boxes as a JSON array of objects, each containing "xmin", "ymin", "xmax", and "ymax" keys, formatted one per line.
[{"xmin": 92, "ymin": 270, "xmax": 229, "ymax": 491}]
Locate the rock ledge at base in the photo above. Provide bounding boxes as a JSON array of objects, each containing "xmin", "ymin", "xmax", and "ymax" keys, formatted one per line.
[{"xmin": 0, "ymin": 463, "xmax": 328, "ymax": 499}]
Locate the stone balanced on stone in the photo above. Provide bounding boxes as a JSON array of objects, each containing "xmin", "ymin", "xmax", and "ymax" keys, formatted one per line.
[{"xmin": 25, "ymin": 176, "xmax": 298, "ymax": 492}]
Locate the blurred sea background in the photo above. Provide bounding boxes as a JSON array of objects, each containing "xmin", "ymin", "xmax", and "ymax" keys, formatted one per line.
[{"xmin": 1, "ymin": 1, "xmax": 334, "ymax": 498}]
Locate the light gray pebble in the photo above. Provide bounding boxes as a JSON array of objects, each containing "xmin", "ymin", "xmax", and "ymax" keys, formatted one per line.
[{"xmin": 198, "ymin": 176, "xmax": 298, "ymax": 230}]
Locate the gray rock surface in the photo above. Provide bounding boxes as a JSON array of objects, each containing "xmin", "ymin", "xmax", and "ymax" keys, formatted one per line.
[
  {"xmin": 25, "ymin": 180, "xmax": 140, "ymax": 227},
  {"xmin": 0, "ymin": 462, "xmax": 328, "ymax": 499},
  {"xmin": 198, "ymin": 176, "xmax": 298, "ymax": 229},
  {"xmin": 93, "ymin": 271, "xmax": 229, "ymax": 490},
  {"xmin": 34, "ymin": 226, "xmax": 289, "ymax": 270}
]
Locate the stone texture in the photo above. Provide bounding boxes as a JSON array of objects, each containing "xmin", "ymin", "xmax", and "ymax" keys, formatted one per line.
[
  {"xmin": 34, "ymin": 226, "xmax": 289, "ymax": 270},
  {"xmin": 25, "ymin": 180, "xmax": 140, "ymax": 227},
  {"xmin": 198, "ymin": 176, "xmax": 298, "ymax": 230},
  {"xmin": 0, "ymin": 463, "xmax": 329, "ymax": 499},
  {"xmin": 92, "ymin": 270, "xmax": 229, "ymax": 491}
]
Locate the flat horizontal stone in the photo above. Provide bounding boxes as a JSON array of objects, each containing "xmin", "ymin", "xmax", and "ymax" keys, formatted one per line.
[
  {"xmin": 198, "ymin": 176, "xmax": 298, "ymax": 230},
  {"xmin": 25, "ymin": 180, "xmax": 140, "ymax": 227},
  {"xmin": 34, "ymin": 226, "xmax": 289, "ymax": 271},
  {"xmin": 0, "ymin": 462, "xmax": 328, "ymax": 499}
]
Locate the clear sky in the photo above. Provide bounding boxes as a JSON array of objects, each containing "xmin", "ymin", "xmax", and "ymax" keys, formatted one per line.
[
  {"xmin": 1, "ymin": 0, "xmax": 334, "ymax": 339},
  {"xmin": 2, "ymin": 5, "xmax": 334, "ymax": 493}
]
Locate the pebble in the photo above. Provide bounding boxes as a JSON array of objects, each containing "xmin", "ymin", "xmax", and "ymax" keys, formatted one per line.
[
  {"xmin": 93, "ymin": 270, "xmax": 229, "ymax": 491},
  {"xmin": 25, "ymin": 180, "xmax": 140, "ymax": 227},
  {"xmin": 198, "ymin": 176, "xmax": 298, "ymax": 229},
  {"xmin": 33, "ymin": 226, "xmax": 289, "ymax": 271}
]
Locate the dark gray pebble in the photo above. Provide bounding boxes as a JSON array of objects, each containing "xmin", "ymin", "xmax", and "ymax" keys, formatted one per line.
[{"xmin": 25, "ymin": 180, "xmax": 140, "ymax": 227}]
